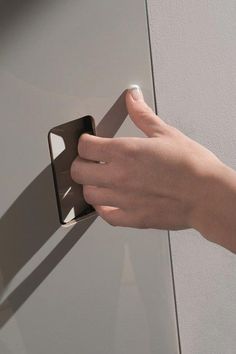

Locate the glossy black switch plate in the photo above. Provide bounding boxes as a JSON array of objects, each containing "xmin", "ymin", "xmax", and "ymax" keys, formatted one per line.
[{"xmin": 48, "ymin": 116, "xmax": 97, "ymax": 226}]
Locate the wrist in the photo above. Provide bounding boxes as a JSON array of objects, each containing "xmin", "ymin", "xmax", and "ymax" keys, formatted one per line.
[{"xmin": 190, "ymin": 160, "xmax": 236, "ymax": 252}]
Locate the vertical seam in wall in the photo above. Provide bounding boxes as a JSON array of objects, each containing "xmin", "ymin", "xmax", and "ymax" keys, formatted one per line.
[
  {"xmin": 168, "ymin": 231, "xmax": 182, "ymax": 354},
  {"xmin": 144, "ymin": 1, "xmax": 182, "ymax": 353}
]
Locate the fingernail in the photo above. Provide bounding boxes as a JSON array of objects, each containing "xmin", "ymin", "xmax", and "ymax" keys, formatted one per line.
[{"xmin": 128, "ymin": 84, "xmax": 143, "ymax": 101}]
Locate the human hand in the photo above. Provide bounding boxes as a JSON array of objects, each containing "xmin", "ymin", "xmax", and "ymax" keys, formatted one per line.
[{"xmin": 70, "ymin": 85, "xmax": 223, "ymax": 231}]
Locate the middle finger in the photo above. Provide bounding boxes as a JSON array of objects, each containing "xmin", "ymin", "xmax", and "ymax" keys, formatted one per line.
[{"xmin": 71, "ymin": 157, "xmax": 112, "ymax": 187}]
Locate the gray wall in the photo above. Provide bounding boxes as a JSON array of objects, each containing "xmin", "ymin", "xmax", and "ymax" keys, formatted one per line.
[
  {"xmin": 148, "ymin": 1, "xmax": 236, "ymax": 353},
  {"xmin": 0, "ymin": 1, "xmax": 179, "ymax": 353}
]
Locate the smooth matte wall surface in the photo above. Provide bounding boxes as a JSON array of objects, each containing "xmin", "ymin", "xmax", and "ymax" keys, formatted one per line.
[
  {"xmin": 0, "ymin": 1, "xmax": 179, "ymax": 354},
  {"xmin": 148, "ymin": 1, "xmax": 236, "ymax": 353}
]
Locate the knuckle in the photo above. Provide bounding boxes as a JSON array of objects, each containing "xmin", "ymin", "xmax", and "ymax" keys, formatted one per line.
[
  {"xmin": 139, "ymin": 110, "xmax": 148, "ymax": 120},
  {"xmin": 138, "ymin": 106, "xmax": 152, "ymax": 120}
]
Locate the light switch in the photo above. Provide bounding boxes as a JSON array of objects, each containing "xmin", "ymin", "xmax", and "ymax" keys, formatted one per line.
[{"xmin": 48, "ymin": 116, "xmax": 97, "ymax": 226}]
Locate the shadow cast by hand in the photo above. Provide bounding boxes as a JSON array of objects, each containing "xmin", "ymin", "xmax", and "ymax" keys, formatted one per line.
[
  {"xmin": 0, "ymin": 165, "xmax": 60, "ymax": 293},
  {"xmin": 0, "ymin": 90, "xmax": 128, "ymax": 329}
]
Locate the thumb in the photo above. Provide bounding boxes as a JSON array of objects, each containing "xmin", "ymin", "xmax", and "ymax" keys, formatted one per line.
[{"xmin": 126, "ymin": 85, "xmax": 167, "ymax": 137}]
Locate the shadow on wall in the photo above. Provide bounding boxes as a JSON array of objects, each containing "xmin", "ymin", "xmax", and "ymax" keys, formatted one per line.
[
  {"xmin": 0, "ymin": 0, "xmax": 50, "ymax": 40},
  {"xmin": 0, "ymin": 91, "xmax": 128, "ymax": 329}
]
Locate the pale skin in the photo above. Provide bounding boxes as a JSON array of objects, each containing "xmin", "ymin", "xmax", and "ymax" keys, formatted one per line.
[{"xmin": 71, "ymin": 86, "xmax": 236, "ymax": 254}]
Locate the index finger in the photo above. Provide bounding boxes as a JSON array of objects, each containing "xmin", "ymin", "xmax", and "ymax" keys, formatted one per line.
[{"xmin": 78, "ymin": 134, "xmax": 113, "ymax": 162}]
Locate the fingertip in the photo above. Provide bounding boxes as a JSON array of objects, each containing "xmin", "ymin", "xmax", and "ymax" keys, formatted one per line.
[
  {"xmin": 127, "ymin": 84, "xmax": 144, "ymax": 101},
  {"xmin": 79, "ymin": 132, "xmax": 91, "ymax": 143},
  {"xmin": 78, "ymin": 133, "xmax": 98, "ymax": 156},
  {"xmin": 70, "ymin": 157, "xmax": 78, "ymax": 182}
]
